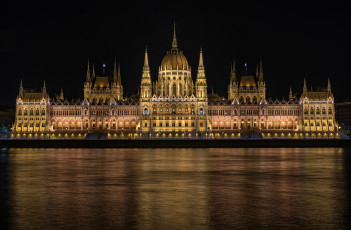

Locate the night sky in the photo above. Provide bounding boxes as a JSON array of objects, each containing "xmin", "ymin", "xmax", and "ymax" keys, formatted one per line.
[{"xmin": 0, "ymin": 0, "xmax": 350, "ymax": 106}]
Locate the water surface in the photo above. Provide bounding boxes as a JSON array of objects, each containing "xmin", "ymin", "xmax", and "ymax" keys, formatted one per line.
[{"xmin": 1, "ymin": 148, "xmax": 350, "ymax": 229}]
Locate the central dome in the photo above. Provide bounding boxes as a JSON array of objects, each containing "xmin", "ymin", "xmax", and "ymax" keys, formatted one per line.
[{"xmin": 160, "ymin": 51, "xmax": 189, "ymax": 70}]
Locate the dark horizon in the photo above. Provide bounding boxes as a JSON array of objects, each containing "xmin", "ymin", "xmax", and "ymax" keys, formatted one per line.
[{"xmin": 1, "ymin": 0, "xmax": 350, "ymax": 106}]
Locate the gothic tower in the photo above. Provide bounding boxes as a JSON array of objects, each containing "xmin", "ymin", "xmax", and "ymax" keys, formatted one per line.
[
  {"xmin": 139, "ymin": 47, "xmax": 153, "ymax": 132},
  {"xmin": 195, "ymin": 47, "xmax": 208, "ymax": 132}
]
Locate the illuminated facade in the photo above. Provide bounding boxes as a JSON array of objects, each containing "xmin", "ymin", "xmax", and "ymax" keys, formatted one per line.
[{"xmin": 12, "ymin": 25, "xmax": 340, "ymax": 139}]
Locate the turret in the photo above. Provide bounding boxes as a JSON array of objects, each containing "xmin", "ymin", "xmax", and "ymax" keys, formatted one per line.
[
  {"xmin": 140, "ymin": 47, "xmax": 152, "ymax": 99},
  {"xmin": 195, "ymin": 47, "xmax": 207, "ymax": 99},
  {"xmin": 289, "ymin": 86, "xmax": 293, "ymax": 99}
]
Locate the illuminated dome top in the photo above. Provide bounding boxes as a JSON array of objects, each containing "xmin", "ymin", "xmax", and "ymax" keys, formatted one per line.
[
  {"xmin": 160, "ymin": 51, "xmax": 189, "ymax": 70},
  {"xmin": 160, "ymin": 23, "xmax": 189, "ymax": 71}
]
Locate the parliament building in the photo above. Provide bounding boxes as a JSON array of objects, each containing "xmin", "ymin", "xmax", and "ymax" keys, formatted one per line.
[{"xmin": 12, "ymin": 25, "xmax": 340, "ymax": 139}]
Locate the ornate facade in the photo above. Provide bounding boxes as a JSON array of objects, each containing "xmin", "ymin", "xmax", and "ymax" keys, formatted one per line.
[{"xmin": 11, "ymin": 25, "xmax": 340, "ymax": 139}]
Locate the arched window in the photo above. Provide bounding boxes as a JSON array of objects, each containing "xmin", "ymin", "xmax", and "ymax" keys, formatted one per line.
[
  {"xmin": 173, "ymin": 84, "xmax": 176, "ymax": 96},
  {"xmin": 199, "ymin": 108, "xmax": 204, "ymax": 115},
  {"xmin": 143, "ymin": 108, "xmax": 148, "ymax": 115}
]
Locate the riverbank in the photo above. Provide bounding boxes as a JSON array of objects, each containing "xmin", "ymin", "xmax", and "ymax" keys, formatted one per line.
[{"xmin": 1, "ymin": 139, "xmax": 351, "ymax": 148}]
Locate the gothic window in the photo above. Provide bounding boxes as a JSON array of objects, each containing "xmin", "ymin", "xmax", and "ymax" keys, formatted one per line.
[
  {"xmin": 18, "ymin": 109, "xmax": 22, "ymax": 115},
  {"xmin": 143, "ymin": 108, "xmax": 148, "ymax": 115},
  {"xmin": 310, "ymin": 107, "xmax": 314, "ymax": 114},
  {"xmin": 328, "ymin": 107, "xmax": 332, "ymax": 115},
  {"xmin": 42, "ymin": 110, "xmax": 45, "ymax": 116},
  {"xmin": 199, "ymin": 108, "xmax": 204, "ymax": 115},
  {"xmin": 30, "ymin": 109, "xmax": 33, "ymax": 116},
  {"xmin": 173, "ymin": 84, "xmax": 176, "ymax": 96}
]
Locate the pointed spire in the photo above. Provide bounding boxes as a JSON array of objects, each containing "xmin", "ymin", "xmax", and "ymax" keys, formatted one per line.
[
  {"xmin": 113, "ymin": 59, "xmax": 117, "ymax": 82},
  {"xmin": 92, "ymin": 63, "xmax": 96, "ymax": 78},
  {"xmin": 230, "ymin": 60, "xmax": 236, "ymax": 83},
  {"xmin": 144, "ymin": 46, "xmax": 149, "ymax": 69},
  {"xmin": 198, "ymin": 46, "xmax": 204, "ymax": 68},
  {"xmin": 117, "ymin": 63, "xmax": 121, "ymax": 84},
  {"xmin": 59, "ymin": 88, "xmax": 64, "ymax": 100},
  {"xmin": 256, "ymin": 62, "xmax": 259, "ymax": 77},
  {"xmin": 259, "ymin": 58, "xmax": 263, "ymax": 81},
  {"xmin": 303, "ymin": 78, "xmax": 307, "ymax": 93},
  {"xmin": 197, "ymin": 47, "xmax": 206, "ymax": 81},
  {"xmin": 86, "ymin": 59, "xmax": 91, "ymax": 82},
  {"xmin": 19, "ymin": 80, "xmax": 23, "ymax": 98},
  {"xmin": 171, "ymin": 21, "xmax": 178, "ymax": 51},
  {"xmin": 43, "ymin": 80, "xmax": 47, "ymax": 93},
  {"xmin": 328, "ymin": 78, "xmax": 331, "ymax": 92},
  {"xmin": 289, "ymin": 86, "xmax": 293, "ymax": 99}
]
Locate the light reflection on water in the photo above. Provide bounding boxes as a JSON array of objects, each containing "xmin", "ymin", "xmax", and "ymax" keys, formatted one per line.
[{"xmin": 0, "ymin": 148, "xmax": 350, "ymax": 229}]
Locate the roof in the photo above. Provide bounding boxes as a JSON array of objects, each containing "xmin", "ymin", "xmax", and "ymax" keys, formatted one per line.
[
  {"xmin": 93, "ymin": 76, "xmax": 110, "ymax": 88},
  {"xmin": 160, "ymin": 50, "xmax": 189, "ymax": 70},
  {"xmin": 239, "ymin": 76, "xmax": 257, "ymax": 87}
]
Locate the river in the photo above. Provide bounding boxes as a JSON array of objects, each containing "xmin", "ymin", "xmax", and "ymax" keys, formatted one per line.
[{"xmin": 0, "ymin": 148, "xmax": 350, "ymax": 229}]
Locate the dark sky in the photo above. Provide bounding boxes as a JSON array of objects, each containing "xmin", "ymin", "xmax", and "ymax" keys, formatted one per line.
[{"xmin": 0, "ymin": 0, "xmax": 350, "ymax": 106}]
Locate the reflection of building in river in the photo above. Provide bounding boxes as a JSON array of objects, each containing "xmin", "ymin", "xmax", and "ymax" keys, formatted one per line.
[
  {"xmin": 135, "ymin": 149, "xmax": 209, "ymax": 229},
  {"xmin": 11, "ymin": 24, "xmax": 340, "ymax": 139}
]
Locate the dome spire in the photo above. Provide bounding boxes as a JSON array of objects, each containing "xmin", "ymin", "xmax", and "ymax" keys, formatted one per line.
[{"xmin": 171, "ymin": 21, "xmax": 178, "ymax": 51}]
